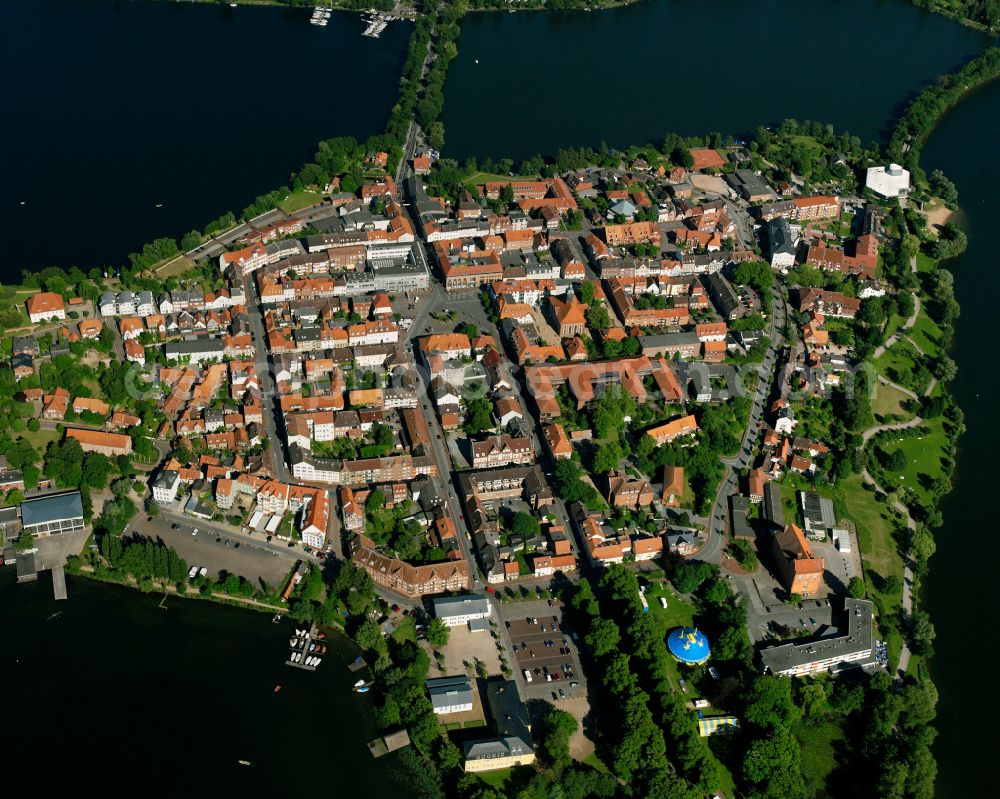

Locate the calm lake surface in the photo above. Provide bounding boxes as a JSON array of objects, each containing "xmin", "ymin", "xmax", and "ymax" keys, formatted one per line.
[
  {"xmin": 0, "ymin": 0, "xmax": 411, "ymax": 274},
  {"xmin": 920, "ymin": 78, "xmax": 1000, "ymax": 799},
  {"xmin": 1, "ymin": 569, "xmax": 399, "ymax": 797},
  {"xmin": 443, "ymin": 0, "xmax": 992, "ymax": 161}
]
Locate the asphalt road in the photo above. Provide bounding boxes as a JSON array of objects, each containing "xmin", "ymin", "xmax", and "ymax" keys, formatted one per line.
[
  {"xmin": 244, "ymin": 274, "xmax": 291, "ymax": 482},
  {"xmin": 700, "ymin": 282, "xmax": 788, "ymax": 564}
]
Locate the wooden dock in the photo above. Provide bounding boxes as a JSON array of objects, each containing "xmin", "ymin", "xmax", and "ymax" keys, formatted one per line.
[
  {"xmin": 285, "ymin": 622, "xmax": 323, "ymax": 671},
  {"xmin": 348, "ymin": 656, "xmax": 368, "ymax": 673},
  {"xmin": 51, "ymin": 565, "xmax": 67, "ymax": 600}
]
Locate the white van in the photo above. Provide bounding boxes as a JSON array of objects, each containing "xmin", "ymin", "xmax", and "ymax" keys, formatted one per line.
[{"xmin": 523, "ymin": 669, "xmax": 533, "ymax": 683}]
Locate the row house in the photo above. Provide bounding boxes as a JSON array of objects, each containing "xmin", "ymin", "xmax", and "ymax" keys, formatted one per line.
[
  {"xmin": 470, "ymin": 435, "xmax": 534, "ymax": 470},
  {"xmin": 602, "ymin": 221, "xmax": 661, "ymax": 247},
  {"xmin": 99, "ymin": 290, "xmax": 156, "ymax": 317},
  {"xmin": 530, "ymin": 553, "xmax": 577, "ymax": 577},
  {"xmin": 348, "ymin": 319, "xmax": 400, "ymax": 347},
  {"xmin": 350, "ymin": 534, "xmax": 471, "ymax": 598}
]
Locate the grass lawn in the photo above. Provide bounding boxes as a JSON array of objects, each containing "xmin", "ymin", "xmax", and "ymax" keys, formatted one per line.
[
  {"xmin": 833, "ymin": 474, "xmax": 903, "ymax": 586},
  {"xmin": 278, "ymin": 189, "xmax": 323, "ymax": 213},
  {"xmin": 643, "ymin": 582, "xmax": 696, "ymax": 631},
  {"xmin": 916, "ymin": 251, "xmax": 936, "ymax": 273},
  {"xmin": 582, "ymin": 752, "xmax": 609, "ymax": 772},
  {"xmin": 871, "ymin": 380, "xmax": 914, "ymax": 420},
  {"xmin": 796, "ymin": 721, "xmax": 845, "ymax": 798},
  {"xmin": 81, "ymin": 376, "xmax": 104, "ymax": 401},
  {"xmin": 876, "ymin": 339, "xmax": 925, "ymax": 392},
  {"xmin": 475, "ymin": 768, "xmax": 513, "ymax": 790},
  {"xmin": 155, "ymin": 255, "xmax": 196, "ymax": 278},
  {"xmin": 874, "ymin": 418, "xmax": 950, "ymax": 506},
  {"xmin": 777, "ymin": 481, "xmax": 802, "ymax": 526},
  {"xmin": 0, "ymin": 287, "xmax": 39, "ymax": 311},
  {"xmin": 907, "ymin": 307, "xmax": 944, "ymax": 359},
  {"xmin": 390, "ymin": 614, "xmax": 416, "ymax": 644},
  {"xmin": 787, "ymin": 135, "xmax": 825, "ymax": 157},
  {"xmin": 882, "ymin": 312, "xmax": 907, "ymax": 343},
  {"xmin": 16, "ymin": 427, "xmax": 61, "ymax": 453}
]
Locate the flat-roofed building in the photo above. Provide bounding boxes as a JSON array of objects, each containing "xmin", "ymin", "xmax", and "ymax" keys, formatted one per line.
[
  {"xmin": 865, "ymin": 164, "xmax": 910, "ymax": 198},
  {"xmin": 20, "ymin": 491, "xmax": 84, "ymax": 538},
  {"xmin": 433, "ymin": 593, "xmax": 491, "ymax": 627},
  {"xmin": 760, "ymin": 598, "xmax": 877, "ymax": 677}
]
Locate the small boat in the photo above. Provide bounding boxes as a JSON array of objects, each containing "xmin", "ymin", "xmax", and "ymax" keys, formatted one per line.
[
  {"xmin": 272, "ymin": 614, "xmax": 282, "ymax": 624},
  {"xmin": 475, "ymin": 59, "xmax": 479, "ymax": 64},
  {"xmin": 46, "ymin": 611, "xmax": 63, "ymax": 622},
  {"xmin": 354, "ymin": 678, "xmax": 366, "ymax": 688},
  {"xmin": 273, "ymin": 685, "xmax": 282, "ymax": 693},
  {"xmin": 290, "ymin": 638, "xmax": 298, "ymax": 647},
  {"xmin": 354, "ymin": 684, "xmax": 370, "ymax": 693},
  {"xmin": 309, "ymin": 644, "xmax": 316, "ymax": 653},
  {"xmin": 155, "ymin": 203, "xmax": 163, "ymax": 208},
  {"xmin": 317, "ymin": 633, "xmax": 325, "ymax": 640},
  {"xmin": 313, "ymin": 658, "xmax": 322, "ymax": 666},
  {"xmin": 238, "ymin": 760, "xmax": 251, "ymax": 766},
  {"xmin": 320, "ymin": 646, "xmax": 327, "ymax": 654}
]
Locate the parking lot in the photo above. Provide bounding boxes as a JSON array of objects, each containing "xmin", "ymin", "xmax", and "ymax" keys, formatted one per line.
[
  {"xmin": 130, "ymin": 515, "xmax": 297, "ymax": 591},
  {"xmin": 500, "ymin": 599, "xmax": 586, "ymax": 702}
]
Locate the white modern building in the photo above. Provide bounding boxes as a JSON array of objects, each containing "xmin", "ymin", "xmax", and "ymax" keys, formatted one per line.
[
  {"xmin": 165, "ymin": 338, "xmax": 225, "ymax": 364},
  {"xmin": 433, "ymin": 593, "xmax": 491, "ymax": 627},
  {"xmin": 865, "ymin": 164, "xmax": 910, "ymax": 198},
  {"xmin": 426, "ymin": 675, "xmax": 474, "ymax": 715}
]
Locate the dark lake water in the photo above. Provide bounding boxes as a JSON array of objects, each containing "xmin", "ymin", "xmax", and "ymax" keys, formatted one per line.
[
  {"xmin": 443, "ymin": 0, "xmax": 992, "ymax": 161},
  {"xmin": 0, "ymin": 569, "xmax": 399, "ymax": 797},
  {"xmin": 0, "ymin": 0, "xmax": 411, "ymax": 275},
  {"xmin": 920, "ymin": 77, "xmax": 1000, "ymax": 799}
]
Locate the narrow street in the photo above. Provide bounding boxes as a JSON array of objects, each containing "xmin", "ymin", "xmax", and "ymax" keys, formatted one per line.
[
  {"xmin": 700, "ymin": 281, "xmax": 788, "ymax": 564},
  {"xmin": 244, "ymin": 274, "xmax": 291, "ymax": 483}
]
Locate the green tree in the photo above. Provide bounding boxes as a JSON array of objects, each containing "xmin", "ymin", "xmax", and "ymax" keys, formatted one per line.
[
  {"xmin": 427, "ymin": 617, "xmax": 450, "ymax": 649},
  {"xmin": 592, "ymin": 441, "xmax": 624, "ymax": 474},
  {"xmin": 586, "ymin": 303, "xmax": 611, "ymax": 331},
  {"xmin": 537, "ymin": 707, "xmax": 579, "ymax": 769}
]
